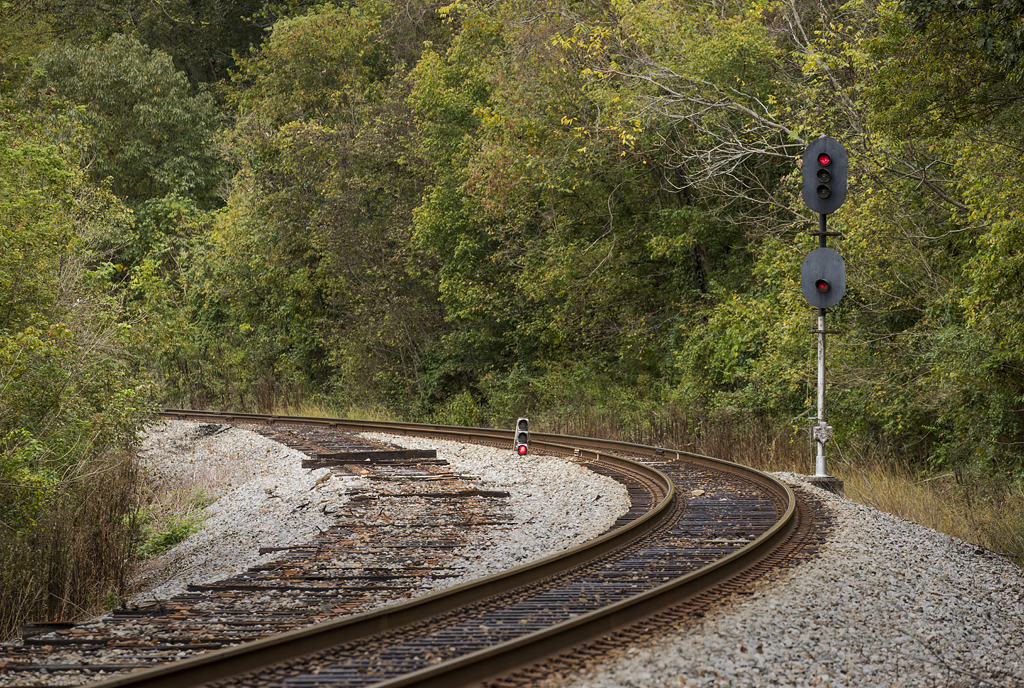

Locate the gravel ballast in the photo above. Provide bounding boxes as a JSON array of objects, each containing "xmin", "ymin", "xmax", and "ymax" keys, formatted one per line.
[
  {"xmin": 359, "ymin": 431, "xmax": 632, "ymax": 587},
  {"xmin": 545, "ymin": 474, "xmax": 1024, "ymax": 688},
  {"xmin": 132, "ymin": 422, "xmax": 632, "ymax": 602},
  {"xmin": 130, "ymin": 422, "xmax": 337, "ymax": 601}
]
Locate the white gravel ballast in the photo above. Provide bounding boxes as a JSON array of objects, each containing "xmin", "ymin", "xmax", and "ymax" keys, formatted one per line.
[
  {"xmin": 131, "ymin": 422, "xmax": 336, "ymax": 602},
  {"xmin": 132, "ymin": 422, "xmax": 632, "ymax": 603}
]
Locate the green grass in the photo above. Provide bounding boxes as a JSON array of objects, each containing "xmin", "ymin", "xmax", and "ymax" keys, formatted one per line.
[{"xmin": 134, "ymin": 486, "xmax": 213, "ymax": 559}]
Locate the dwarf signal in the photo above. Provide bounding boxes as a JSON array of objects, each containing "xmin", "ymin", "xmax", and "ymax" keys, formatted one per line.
[{"xmin": 514, "ymin": 418, "xmax": 529, "ymax": 456}]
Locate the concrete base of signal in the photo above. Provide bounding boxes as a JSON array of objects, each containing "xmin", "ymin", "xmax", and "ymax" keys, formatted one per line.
[{"xmin": 806, "ymin": 474, "xmax": 845, "ymax": 496}]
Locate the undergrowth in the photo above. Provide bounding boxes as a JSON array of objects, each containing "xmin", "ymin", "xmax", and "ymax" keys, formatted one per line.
[
  {"xmin": 0, "ymin": 451, "xmax": 140, "ymax": 641},
  {"xmin": 135, "ymin": 489, "xmax": 212, "ymax": 559}
]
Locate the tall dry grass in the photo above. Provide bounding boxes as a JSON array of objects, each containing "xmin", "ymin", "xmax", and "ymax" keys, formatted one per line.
[
  {"xmin": 0, "ymin": 451, "xmax": 140, "ymax": 641},
  {"xmin": 833, "ymin": 455, "xmax": 1024, "ymax": 565},
  {"xmin": 275, "ymin": 400, "xmax": 399, "ymax": 422}
]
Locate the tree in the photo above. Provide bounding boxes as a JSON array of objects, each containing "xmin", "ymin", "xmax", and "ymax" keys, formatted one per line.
[
  {"xmin": 406, "ymin": 0, "xmax": 797, "ymax": 415},
  {"xmin": 4, "ymin": 0, "xmax": 270, "ymax": 83},
  {"xmin": 181, "ymin": 1, "xmax": 446, "ymax": 411},
  {"xmin": 34, "ymin": 34, "xmax": 224, "ymax": 207},
  {"xmin": 901, "ymin": 0, "xmax": 1024, "ymax": 84}
]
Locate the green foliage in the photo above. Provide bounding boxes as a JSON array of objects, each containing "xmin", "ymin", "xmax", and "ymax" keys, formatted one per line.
[
  {"xmin": 0, "ymin": 429, "xmax": 58, "ymax": 532},
  {"xmin": 136, "ymin": 516, "xmax": 202, "ymax": 558},
  {"xmin": 231, "ymin": 2, "xmax": 392, "ymax": 125},
  {"xmin": 479, "ymin": 360, "xmax": 675, "ymax": 447},
  {"xmin": 900, "ymin": 0, "xmax": 1024, "ymax": 81},
  {"xmin": 9, "ymin": 0, "xmax": 1024, "ymax": 524},
  {"xmin": 147, "ymin": 0, "xmax": 449, "ymax": 412},
  {"xmin": 673, "ymin": 236, "xmax": 810, "ymax": 415},
  {"xmin": 428, "ymin": 391, "xmax": 484, "ymax": 427},
  {"xmin": 4, "ymin": 0, "xmax": 270, "ymax": 83},
  {"xmin": 410, "ymin": 0, "xmax": 728, "ymax": 388},
  {"xmin": 33, "ymin": 34, "xmax": 224, "ymax": 206},
  {"xmin": 0, "ymin": 107, "xmax": 151, "ymax": 638}
]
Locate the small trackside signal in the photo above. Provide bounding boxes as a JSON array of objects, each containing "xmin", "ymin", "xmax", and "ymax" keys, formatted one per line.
[{"xmin": 514, "ymin": 418, "xmax": 530, "ymax": 456}]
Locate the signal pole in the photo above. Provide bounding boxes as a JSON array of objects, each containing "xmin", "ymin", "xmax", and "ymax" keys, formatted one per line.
[{"xmin": 815, "ymin": 215, "xmax": 830, "ymax": 477}]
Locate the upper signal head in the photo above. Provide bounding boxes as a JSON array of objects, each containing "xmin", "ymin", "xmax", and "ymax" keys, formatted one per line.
[{"xmin": 802, "ymin": 137, "xmax": 847, "ymax": 215}]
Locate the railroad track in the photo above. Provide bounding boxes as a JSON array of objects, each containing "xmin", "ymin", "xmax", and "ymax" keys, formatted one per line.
[{"xmin": 2, "ymin": 411, "xmax": 820, "ymax": 688}]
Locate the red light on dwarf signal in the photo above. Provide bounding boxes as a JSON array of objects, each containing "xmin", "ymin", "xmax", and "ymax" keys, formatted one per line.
[
  {"xmin": 818, "ymin": 153, "xmax": 831, "ymax": 166},
  {"xmin": 517, "ymin": 444, "xmax": 528, "ymax": 455},
  {"xmin": 815, "ymin": 279, "xmax": 831, "ymax": 293}
]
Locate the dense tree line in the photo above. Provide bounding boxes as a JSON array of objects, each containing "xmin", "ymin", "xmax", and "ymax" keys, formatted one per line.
[{"xmin": 1, "ymin": 0, "xmax": 1023, "ymax": 632}]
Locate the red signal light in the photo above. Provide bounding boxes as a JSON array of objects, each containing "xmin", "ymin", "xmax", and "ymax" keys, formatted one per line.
[
  {"xmin": 818, "ymin": 153, "xmax": 831, "ymax": 166},
  {"xmin": 815, "ymin": 279, "xmax": 831, "ymax": 293},
  {"xmin": 517, "ymin": 444, "xmax": 528, "ymax": 455}
]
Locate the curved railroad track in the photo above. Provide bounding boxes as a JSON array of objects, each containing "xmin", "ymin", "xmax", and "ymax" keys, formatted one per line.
[{"xmin": 3, "ymin": 411, "xmax": 820, "ymax": 688}]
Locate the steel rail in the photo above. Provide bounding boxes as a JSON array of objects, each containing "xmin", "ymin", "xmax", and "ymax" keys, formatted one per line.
[
  {"xmin": 372, "ymin": 462, "xmax": 797, "ymax": 688},
  {"xmin": 84, "ymin": 410, "xmax": 797, "ymax": 688}
]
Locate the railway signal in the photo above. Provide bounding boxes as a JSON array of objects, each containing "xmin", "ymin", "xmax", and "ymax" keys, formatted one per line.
[
  {"xmin": 800, "ymin": 136, "xmax": 847, "ymax": 495},
  {"xmin": 514, "ymin": 418, "xmax": 530, "ymax": 455}
]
